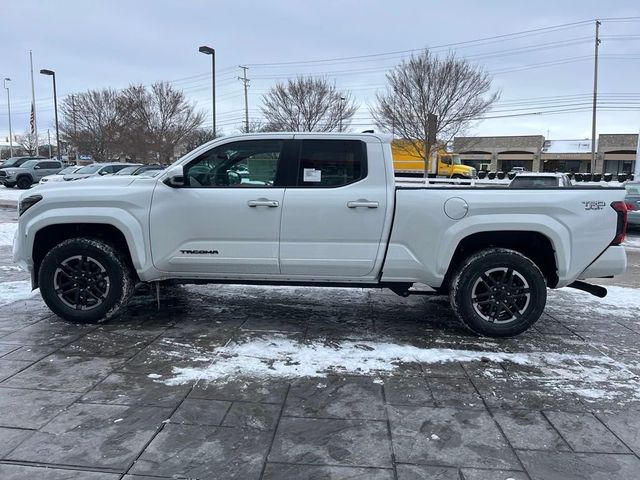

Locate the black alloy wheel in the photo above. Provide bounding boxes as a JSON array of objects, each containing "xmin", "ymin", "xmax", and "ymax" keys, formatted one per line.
[{"xmin": 450, "ymin": 248, "xmax": 547, "ymax": 337}]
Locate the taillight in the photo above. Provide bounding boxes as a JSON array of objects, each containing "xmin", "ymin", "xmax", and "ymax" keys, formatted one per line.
[
  {"xmin": 611, "ymin": 201, "xmax": 628, "ymax": 245},
  {"xmin": 625, "ymin": 202, "xmax": 637, "ymax": 211}
]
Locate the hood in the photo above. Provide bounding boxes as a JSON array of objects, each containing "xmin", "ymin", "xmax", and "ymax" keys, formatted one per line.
[{"xmin": 31, "ymin": 175, "xmax": 139, "ymax": 196}]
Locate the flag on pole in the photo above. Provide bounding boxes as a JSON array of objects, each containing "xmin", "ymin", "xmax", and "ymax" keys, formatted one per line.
[{"xmin": 30, "ymin": 103, "xmax": 35, "ymax": 135}]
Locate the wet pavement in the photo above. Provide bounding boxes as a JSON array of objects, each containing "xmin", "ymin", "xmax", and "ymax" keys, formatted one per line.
[{"xmin": 1, "ymin": 206, "xmax": 640, "ymax": 479}]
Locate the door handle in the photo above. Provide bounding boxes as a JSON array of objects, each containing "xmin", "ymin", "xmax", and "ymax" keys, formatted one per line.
[
  {"xmin": 347, "ymin": 199, "xmax": 379, "ymax": 208},
  {"xmin": 248, "ymin": 199, "xmax": 279, "ymax": 208}
]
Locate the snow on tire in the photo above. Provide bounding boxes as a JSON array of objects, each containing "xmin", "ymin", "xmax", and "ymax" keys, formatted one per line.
[
  {"xmin": 450, "ymin": 248, "xmax": 547, "ymax": 337},
  {"xmin": 38, "ymin": 237, "xmax": 135, "ymax": 324}
]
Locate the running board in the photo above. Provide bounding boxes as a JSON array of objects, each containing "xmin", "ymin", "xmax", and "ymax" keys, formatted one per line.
[{"xmin": 567, "ymin": 281, "xmax": 608, "ymax": 298}]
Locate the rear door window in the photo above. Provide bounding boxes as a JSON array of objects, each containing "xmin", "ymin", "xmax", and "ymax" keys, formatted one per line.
[{"xmin": 296, "ymin": 140, "xmax": 366, "ymax": 187}]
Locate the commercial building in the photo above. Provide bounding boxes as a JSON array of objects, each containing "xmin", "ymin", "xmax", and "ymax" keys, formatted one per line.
[{"xmin": 454, "ymin": 133, "xmax": 638, "ymax": 174}]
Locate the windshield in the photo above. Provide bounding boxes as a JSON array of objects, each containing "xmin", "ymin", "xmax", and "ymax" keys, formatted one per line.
[
  {"xmin": 451, "ymin": 155, "xmax": 462, "ymax": 165},
  {"xmin": 58, "ymin": 166, "xmax": 78, "ymax": 175},
  {"xmin": 75, "ymin": 164, "xmax": 102, "ymax": 174},
  {"xmin": 626, "ymin": 183, "xmax": 640, "ymax": 195},
  {"xmin": 2, "ymin": 157, "xmax": 29, "ymax": 167}
]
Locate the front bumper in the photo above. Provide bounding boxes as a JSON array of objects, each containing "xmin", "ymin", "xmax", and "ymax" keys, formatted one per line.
[{"xmin": 578, "ymin": 245, "xmax": 627, "ymax": 280}]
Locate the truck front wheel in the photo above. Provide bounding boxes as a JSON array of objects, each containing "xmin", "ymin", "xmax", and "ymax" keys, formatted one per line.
[
  {"xmin": 450, "ymin": 248, "xmax": 546, "ymax": 337},
  {"xmin": 16, "ymin": 176, "xmax": 32, "ymax": 189},
  {"xmin": 38, "ymin": 238, "xmax": 135, "ymax": 324}
]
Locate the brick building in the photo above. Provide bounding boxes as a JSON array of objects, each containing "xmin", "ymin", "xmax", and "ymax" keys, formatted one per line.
[{"xmin": 454, "ymin": 133, "xmax": 638, "ymax": 174}]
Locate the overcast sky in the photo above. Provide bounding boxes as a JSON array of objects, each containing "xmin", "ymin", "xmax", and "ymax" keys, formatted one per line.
[{"xmin": 1, "ymin": 0, "xmax": 639, "ymax": 142}]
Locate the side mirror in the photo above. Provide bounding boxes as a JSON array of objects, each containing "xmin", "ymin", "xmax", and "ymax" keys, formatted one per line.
[
  {"xmin": 99, "ymin": 170, "xmax": 108, "ymax": 175},
  {"xmin": 34, "ymin": 165, "xmax": 41, "ymax": 170},
  {"xmin": 163, "ymin": 165, "xmax": 186, "ymax": 188}
]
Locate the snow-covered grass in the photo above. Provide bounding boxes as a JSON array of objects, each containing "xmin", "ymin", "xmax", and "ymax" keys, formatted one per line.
[
  {"xmin": 0, "ymin": 222, "xmax": 17, "ymax": 247},
  {"xmin": 159, "ymin": 334, "xmax": 640, "ymax": 403},
  {"xmin": 0, "ymin": 280, "xmax": 37, "ymax": 306}
]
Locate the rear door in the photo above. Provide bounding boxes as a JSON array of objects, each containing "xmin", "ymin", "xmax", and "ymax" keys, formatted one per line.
[{"xmin": 279, "ymin": 137, "xmax": 388, "ymax": 278}]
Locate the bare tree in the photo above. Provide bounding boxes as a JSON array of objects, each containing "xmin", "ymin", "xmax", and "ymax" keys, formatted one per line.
[
  {"xmin": 119, "ymin": 82, "xmax": 205, "ymax": 163},
  {"xmin": 238, "ymin": 119, "xmax": 267, "ymax": 134},
  {"xmin": 261, "ymin": 76, "xmax": 357, "ymax": 132},
  {"xmin": 17, "ymin": 130, "xmax": 39, "ymax": 156},
  {"xmin": 59, "ymin": 89, "xmax": 123, "ymax": 162},
  {"xmin": 371, "ymin": 50, "xmax": 499, "ymax": 159},
  {"xmin": 180, "ymin": 127, "xmax": 222, "ymax": 155}
]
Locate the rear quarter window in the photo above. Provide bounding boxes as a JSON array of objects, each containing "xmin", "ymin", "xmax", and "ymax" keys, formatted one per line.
[{"xmin": 297, "ymin": 140, "xmax": 366, "ymax": 187}]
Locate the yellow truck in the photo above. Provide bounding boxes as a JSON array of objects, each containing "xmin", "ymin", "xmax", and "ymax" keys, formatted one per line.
[{"xmin": 392, "ymin": 139, "xmax": 476, "ymax": 178}]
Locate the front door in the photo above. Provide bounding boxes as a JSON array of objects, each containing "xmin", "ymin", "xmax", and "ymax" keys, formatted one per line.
[
  {"xmin": 279, "ymin": 138, "xmax": 388, "ymax": 278},
  {"xmin": 150, "ymin": 138, "xmax": 288, "ymax": 275}
]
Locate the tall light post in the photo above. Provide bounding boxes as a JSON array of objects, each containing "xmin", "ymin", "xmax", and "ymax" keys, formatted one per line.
[
  {"xmin": 339, "ymin": 97, "xmax": 346, "ymax": 132},
  {"xmin": 3, "ymin": 78, "xmax": 13, "ymax": 157},
  {"xmin": 39, "ymin": 69, "xmax": 60, "ymax": 159},
  {"xmin": 198, "ymin": 46, "xmax": 216, "ymax": 136}
]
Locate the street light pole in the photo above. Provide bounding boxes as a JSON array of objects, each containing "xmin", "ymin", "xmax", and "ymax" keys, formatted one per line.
[
  {"xmin": 3, "ymin": 78, "xmax": 13, "ymax": 157},
  {"xmin": 39, "ymin": 69, "xmax": 60, "ymax": 159},
  {"xmin": 198, "ymin": 46, "xmax": 216, "ymax": 136}
]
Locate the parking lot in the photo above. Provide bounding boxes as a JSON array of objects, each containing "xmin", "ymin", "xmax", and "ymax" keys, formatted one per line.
[{"xmin": 1, "ymin": 206, "xmax": 640, "ymax": 479}]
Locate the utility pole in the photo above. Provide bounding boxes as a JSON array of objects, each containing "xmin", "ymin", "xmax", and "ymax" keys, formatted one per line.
[
  {"xmin": 29, "ymin": 50, "xmax": 39, "ymax": 154},
  {"xmin": 238, "ymin": 66, "xmax": 250, "ymax": 133},
  {"xmin": 339, "ymin": 97, "xmax": 346, "ymax": 132},
  {"xmin": 590, "ymin": 19, "xmax": 601, "ymax": 174},
  {"xmin": 47, "ymin": 129, "xmax": 52, "ymax": 157}
]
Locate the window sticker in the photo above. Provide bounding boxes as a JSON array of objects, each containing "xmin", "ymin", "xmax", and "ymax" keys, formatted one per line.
[{"xmin": 303, "ymin": 168, "xmax": 322, "ymax": 182}]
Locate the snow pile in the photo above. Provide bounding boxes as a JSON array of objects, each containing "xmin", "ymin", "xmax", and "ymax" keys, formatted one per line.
[
  {"xmin": 0, "ymin": 222, "xmax": 17, "ymax": 247},
  {"xmin": 550, "ymin": 285, "xmax": 640, "ymax": 320},
  {"xmin": 0, "ymin": 280, "xmax": 37, "ymax": 306},
  {"xmin": 162, "ymin": 336, "xmax": 640, "ymax": 403},
  {"xmin": 0, "ymin": 188, "xmax": 23, "ymax": 203}
]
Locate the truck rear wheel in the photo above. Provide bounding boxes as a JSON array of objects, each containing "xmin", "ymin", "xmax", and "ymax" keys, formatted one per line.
[
  {"xmin": 38, "ymin": 238, "xmax": 135, "ymax": 324},
  {"xmin": 450, "ymin": 248, "xmax": 546, "ymax": 337}
]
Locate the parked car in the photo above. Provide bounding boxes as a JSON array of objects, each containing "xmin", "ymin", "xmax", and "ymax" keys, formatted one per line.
[
  {"xmin": 114, "ymin": 165, "xmax": 144, "ymax": 176},
  {"xmin": 63, "ymin": 162, "xmax": 141, "ymax": 181},
  {"xmin": 132, "ymin": 165, "xmax": 166, "ymax": 176},
  {"xmin": 14, "ymin": 133, "xmax": 628, "ymax": 337},
  {"xmin": 0, "ymin": 159, "xmax": 64, "ymax": 188},
  {"xmin": 509, "ymin": 172, "xmax": 571, "ymax": 188},
  {"xmin": 0, "ymin": 156, "xmax": 47, "ymax": 170},
  {"xmin": 114, "ymin": 164, "xmax": 166, "ymax": 177},
  {"xmin": 625, "ymin": 182, "xmax": 640, "ymax": 229},
  {"xmin": 508, "ymin": 167, "xmax": 527, "ymax": 175},
  {"xmin": 39, "ymin": 165, "xmax": 83, "ymax": 184}
]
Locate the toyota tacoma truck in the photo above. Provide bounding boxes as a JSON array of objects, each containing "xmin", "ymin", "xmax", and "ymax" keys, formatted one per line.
[{"xmin": 12, "ymin": 133, "xmax": 629, "ymax": 337}]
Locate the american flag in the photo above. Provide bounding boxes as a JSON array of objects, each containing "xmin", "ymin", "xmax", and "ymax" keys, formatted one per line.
[{"xmin": 30, "ymin": 103, "xmax": 35, "ymax": 134}]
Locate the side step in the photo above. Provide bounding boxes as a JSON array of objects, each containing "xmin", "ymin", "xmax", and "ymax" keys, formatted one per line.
[{"xmin": 567, "ymin": 281, "xmax": 608, "ymax": 298}]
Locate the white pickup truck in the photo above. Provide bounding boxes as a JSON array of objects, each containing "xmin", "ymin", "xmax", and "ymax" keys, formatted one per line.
[{"xmin": 13, "ymin": 133, "xmax": 629, "ymax": 337}]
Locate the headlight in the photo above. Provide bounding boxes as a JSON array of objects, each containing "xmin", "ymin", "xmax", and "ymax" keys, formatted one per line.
[{"xmin": 19, "ymin": 194, "xmax": 43, "ymax": 216}]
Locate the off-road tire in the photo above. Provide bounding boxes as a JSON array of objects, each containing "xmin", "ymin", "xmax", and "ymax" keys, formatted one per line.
[
  {"xmin": 39, "ymin": 237, "xmax": 134, "ymax": 324},
  {"xmin": 16, "ymin": 176, "xmax": 32, "ymax": 189},
  {"xmin": 450, "ymin": 248, "xmax": 546, "ymax": 337}
]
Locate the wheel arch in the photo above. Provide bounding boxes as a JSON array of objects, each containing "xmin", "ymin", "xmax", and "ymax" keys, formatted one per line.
[
  {"xmin": 32, "ymin": 223, "xmax": 140, "ymax": 288},
  {"xmin": 444, "ymin": 230, "xmax": 559, "ymax": 291}
]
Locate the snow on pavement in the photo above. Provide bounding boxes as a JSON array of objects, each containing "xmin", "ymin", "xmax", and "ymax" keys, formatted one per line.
[
  {"xmin": 624, "ymin": 236, "xmax": 640, "ymax": 250},
  {"xmin": 0, "ymin": 280, "xmax": 37, "ymax": 306},
  {"xmin": 160, "ymin": 335, "xmax": 640, "ymax": 404},
  {"xmin": 549, "ymin": 285, "xmax": 640, "ymax": 320}
]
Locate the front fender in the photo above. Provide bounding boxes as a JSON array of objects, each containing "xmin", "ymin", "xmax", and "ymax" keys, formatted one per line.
[{"xmin": 22, "ymin": 207, "xmax": 149, "ymax": 271}]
